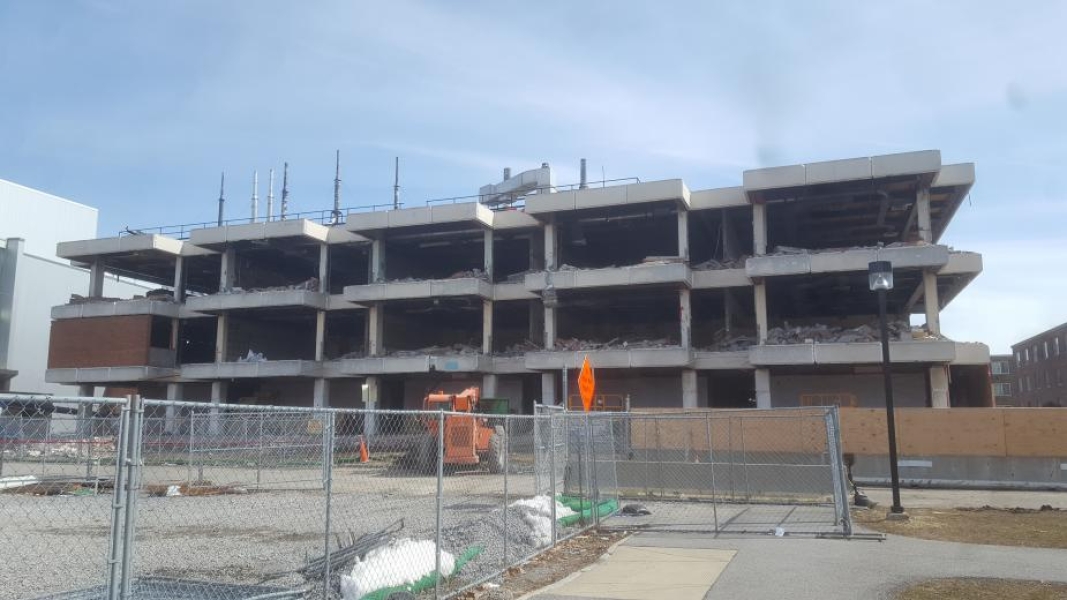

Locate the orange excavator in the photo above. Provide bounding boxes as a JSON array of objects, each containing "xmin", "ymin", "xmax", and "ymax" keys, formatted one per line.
[{"xmin": 414, "ymin": 386, "xmax": 506, "ymax": 474}]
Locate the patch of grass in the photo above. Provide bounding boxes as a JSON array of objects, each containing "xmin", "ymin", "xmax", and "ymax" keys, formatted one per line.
[
  {"xmin": 897, "ymin": 578, "xmax": 1067, "ymax": 600},
  {"xmin": 854, "ymin": 506, "xmax": 1067, "ymax": 549}
]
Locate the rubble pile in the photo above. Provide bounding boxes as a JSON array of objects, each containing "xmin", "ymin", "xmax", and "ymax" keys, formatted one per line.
[
  {"xmin": 702, "ymin": 333, "xmax": 758, "ymax": 352},
  {"xmin": 766, "ymin": 320, "xmax": 923, "ymax": 345},
  {"xmin": 692, "ymin": 256, "xmax": 747, "ymax": 270},
  {"xmin": 500, "ymin": 340, "xmax": 542, "ymax": 356},
  {"xmin": 388, "ymin": 343, "xmax": 480, "ymax": 357},
  {"xmin": 446, "ymin": 268, "xmax": 489, "ymax": 280},
  {"xmin": 220, "ymin": 277, "xmax": 319, "ymax": 294},
  {"xmin": 554, "ymin": 337, "xmax": 675, "ymax": 351},
  {"xmin": 770, "ymin": 240, "xmax": 926, "ymax": 256}
]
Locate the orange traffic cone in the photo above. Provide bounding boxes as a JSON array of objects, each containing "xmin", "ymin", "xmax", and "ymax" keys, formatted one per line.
[{"xmin": 358, "ymin": 435, "xmax": 370, "ymax": 463}]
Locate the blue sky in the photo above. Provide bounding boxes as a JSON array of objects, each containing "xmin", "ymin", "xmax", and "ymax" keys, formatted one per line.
[{"xmin": 2, "ymin": 1, "xmax": 1065, "ymax": 353}]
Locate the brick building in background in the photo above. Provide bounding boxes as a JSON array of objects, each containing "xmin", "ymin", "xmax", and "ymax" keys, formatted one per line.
[
  {"xmin": 989, "ymin": 354, "xmax": 1014, "ymax": 406},
  {"xmin": 1012, "ymin": 323, "xmax": 1067, "ymax": 407}
]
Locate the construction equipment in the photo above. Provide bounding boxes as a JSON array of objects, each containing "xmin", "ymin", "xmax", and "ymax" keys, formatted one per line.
[{"xmin": 415, "ymin": 386, "xmax": 506, "ymax": 474}]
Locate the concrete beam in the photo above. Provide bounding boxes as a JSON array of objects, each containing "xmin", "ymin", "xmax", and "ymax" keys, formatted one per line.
[
  {"xmin": 89, "ymin": 260, "xmax": 105, "ymax": 298},
  {"xmin": 482, "ymin": 300, "xmax": 493, "ymax": 354},
  {"xmin": 690, "ymin": 269, "xmax": 750, "ymax": 289},
  {"xmin": 679, "ymin": 288, "xmax": 692, "ymax": 349},
  {"xmin": 182, "ymin": 360, "xmax": 318, "ymax": 379},
  {"xmin": 186, "ymin": 290, "xmax": 329, "ymax": 313},
  {"xmin": 484, "ymin": 229, "xmax": 494, "ymax": 281},
  {"xmin": 917, "ymin": 186, "xmax": 933, "ymax": 243},
  {"xmin": 677, "ymin": 209, "xmax": 689, "ymax": 261},
  {"xmin": 681, "ymin": 369, "xmax": 698, "ymax": 409},
  {"xmin": 754, "ymin": 368, "xmax": 771, "ymax": 409},
  {"xmin": 52, "ymin": 299, "xmax": 181, "ymax": 320},
  {"xmin": 344, "ymin": 278, "xmax": 492, "ymax": 303},
  {"xmin": 689, "ymin": 186, "xmax": 747, "ymax": 210},
  {"xmin": 754, "ymin": 282, "xmax": 768, "ymax": 343},
  {"xmin": 367, "ymin": 304, "xmax": 384, "ymax": 356},
  {"xmin": 692, "ymin": 351, "xmax": 752, "ymax": 370},
  {"xmin": 923, "ymin": 270, "xmax": 941, "ymax": 334},
  {"xmin": 752, "ymin": 203, "xmax": 767, "ymax": 256},
  {"xmin": 525, "ymin": 263, "xmax": 691, "ymax": 291},
  {"xmin": 47, "ymin": 367, "xmax": 178, "ymax": 384},
  {"xmin": 930, "ymin": 365, "xmax": 950, "ymax": 408},
  {"xmin": 313, "ymin": 378, "xmax": 329, "ymax": 408}
]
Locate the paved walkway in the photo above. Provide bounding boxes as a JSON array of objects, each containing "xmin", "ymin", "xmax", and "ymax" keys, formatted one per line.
[
  {"xmin": 530, "ymin": 531, "xmax": 1067, "ymax": 600},
  {"xmin": 862, "ymin": 487, "xmax": 1067, "ymax": 509}
]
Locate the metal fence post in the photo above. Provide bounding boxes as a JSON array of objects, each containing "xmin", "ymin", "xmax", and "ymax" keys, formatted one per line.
[
  {"xmin": 434, "ymin": 409, "xmax": 445, "ymax": 600},
  {"xmin": 548, "ymin": 413, "xmax": 558, "ymax": 546},
  {"xmin": 106, "ymin": 398, "xmax": 132, "ymax": 600},
  {"xmin": 186, "ymin": 412, "xmax": 194, "ymax": 486},
  {"xmin": 503, "ymin": 416, "xmax": 510, "ymax": 570},
  {"xmin": 322, "ymin": 411, "xmax": 335, "ymax": 599},
  {"xmin": 740, "ymin": 416, "xmax": 751, "ymax": 502},
  {"xmin": 256, "ymin": 412, "xmax": 263, "ymax": 490},
  {"xmin": 590, "ymin": 415, "xmax": 600, "ymax": 527},
  {"xmin": 119, "ymin": 395, "xmax": 144, "ymax": 600},
  {"xmin": 705, "ymin": 413, "xmax": 719, "ymax": 531},
  {"xmin": 825, "ymin": 408, "xmax": 852, "ymax": 536}
]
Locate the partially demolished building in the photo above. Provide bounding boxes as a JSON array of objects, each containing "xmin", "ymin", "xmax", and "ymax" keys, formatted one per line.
[{"xmin": 45, "ymin": 150, "xmax": 991, "ymax": 411}]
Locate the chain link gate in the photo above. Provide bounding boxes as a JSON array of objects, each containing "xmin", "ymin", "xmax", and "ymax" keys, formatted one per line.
[{"xmin": 2, "ymin": 394, "xmax": 852, "ymax": 600}]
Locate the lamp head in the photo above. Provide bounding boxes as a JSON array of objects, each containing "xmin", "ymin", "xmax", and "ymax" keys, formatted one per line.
[{"xmin": 868, "ymin": 260, "xmax": 894, "ymax": 291}]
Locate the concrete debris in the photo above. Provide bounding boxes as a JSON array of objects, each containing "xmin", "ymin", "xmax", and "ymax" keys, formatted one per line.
[
  {"xmin": 641, "ymin": 255, "xmax": 685, "ymax": 264},
  {"xmin": 68, "ymin": 294, "xmax": 124, "ymax": 304},
  {"xmin": 704, "ymin": 334, "xmax": 758, "ymax": 352},
  {"xmin": 770, "ymin": 241, "xmax": 926, "ymax": 256},
  {"xmin": 692, "ymin": 256, "xmax": 747, "ymax": 270},
  {"xmin": 238, "ymin": 349, "xmax": 267, "ymax": 362},
  {"xmin": 389, "ymin": 343, "xmax": 480, "ymax": 357},
  {"xmin": 557, "ymin": 264, "xmax": 581, "ymax": 271},
  {"xmin": 500, "ymin": 340, "xmax": 541, "ymax": 356},
  {"xmin": 503, "ymin": 271, "xmax": 528, "ymax": 283},
  {"xmin": 447, "ymin": 268, "xmax": 489, "ymax": 280},
  {"xmin": 339, "ymin": 350, "xmax": 367, "ymax": 360},
  {"xmin": 223, "ymin": 277, "xmax": 319, "ymax": 294},
  {"xmin": 555, "ymin": 337, "xmax": 675, "ymax": 351},
  {"xmin": 766, "ymin": 320, "xmax": 930, "ymax": 345}
]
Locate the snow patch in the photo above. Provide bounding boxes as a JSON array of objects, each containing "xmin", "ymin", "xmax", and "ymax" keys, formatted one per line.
[
  {"xmin": 339, "ymin": 538, "xmax": 454, "ymax": 600},
  {"xmin": 508, "ymin": 496, "xmax": 577, "ymax": 548}
]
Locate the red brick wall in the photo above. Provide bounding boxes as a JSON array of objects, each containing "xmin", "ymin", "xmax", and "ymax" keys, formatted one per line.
[{"xmin": 48, "ymin": 316, "xmax": 152, "ymax": 368}]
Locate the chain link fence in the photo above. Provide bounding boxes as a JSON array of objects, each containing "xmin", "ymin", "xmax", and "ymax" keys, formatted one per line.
[{"xmin": 1, "ymin": 394, "xmax": 850, "ymax": 600}]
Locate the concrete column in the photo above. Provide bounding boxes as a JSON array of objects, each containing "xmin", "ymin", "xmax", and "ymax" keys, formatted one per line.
[
  {"xmin": 0, "ymin": 239, "xmax": 22, "ymax": 374},
  {"xmin": 677, "ymin": 209, "xmax": 689, "ymax": 260},
  {"xmin": 544, "ymin": 306, "xmax": 557, "ymax": 350},
  {"xmin": 313, "ymin": 378, "xmax": 330, "ymax": 408},
  {"xmin": 89, "ymin": 260, "xmax": 105, "ymax": 298},
  {"xmin": 754, "ymin": 282, "xmax": 768, "ymax": 343},
  {"xmin": 482, "ymin": 373, "xmax": 499, "ymax": 398},
  {"xmin": 540, "ymin": 372, "xmax": 557, "ymax": 405},
  {"xmin": 681, "ymin": 369, "xmax": 698, "ymax": 408},
  {"xmin": 370, "ymin": 238, "xmax": 386, "ymax": 282},
  {"xmin": 215, "ymin": 314, "xmax": 229, "ymax": 363},
  {"xmin": 318, "ymin": 243, "xmax": 329, "ymax": 292},
  {"xmin": 929, "ymin": 365, "xmax": 950, "ymax": 408},
  {"xmin": 219, "ymin": 247, "xmax": 236, "ymax": 291},
  {"xmin": 754, "ymin": 368, "xmax": 771, "ymax": 409},
  {"xmin": 314, "ymin": 310, "xmax": 327, "ymax": 361},
  {"xmin": 752, "ymin": 203, "xmax": 768, "ymax": 256},
  {"xmin": 923, "ymin": 270, "xmax": 940, "ymax": 335},
  {"xmin": 679, "ymin": 288, "xmax": 692, "ymax": 349},
  {"xmin": 916, "ymin": 187, "xmax": 933, "ymax": 243},
  {"xmin": 77, "ymin": 384, "xmax": 94, "ymax": 398},
  {"xmin": 364, "ymin": 376, "xmax": 379, "ymax": 434},
  {"xmin": 544, "ymin": 222, "xmax": 558, "ymax": 270},
  {"xmin": 367, "ymin": 304, "xmax": 384, "ymax": 356},
  {"xmin": 723, "ymin": 289, "xmax": 734, "ymax": 334},
  {"xmin": 172, "ymin": 256, "xmax": 185, "ymax": 301},
  {"xmin": 482, "ymin": 300, "xmax": 493, "ymax": 354},
  {"xmin": 209, "ymin": 381, "xmax": 226, "ymax": 434},
  {"xmin": 165, "ymin": 383, "xmax": 183, "ymax": 433},
  {"xmin": 484, "ymin": 229, "xmax": 494, "ymax": 280}
]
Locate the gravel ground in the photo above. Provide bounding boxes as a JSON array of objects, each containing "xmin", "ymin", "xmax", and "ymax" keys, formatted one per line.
[{"xmin": 0, "ymin": 463, "xmax": 573, "ymax": 600}]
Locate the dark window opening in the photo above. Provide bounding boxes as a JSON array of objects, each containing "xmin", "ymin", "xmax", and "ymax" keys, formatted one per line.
[
  {"xmin": 494, "ymin": 233, "xmax": 533, "ymax": 283},
  {"xmin": 149, "ymin": 316, "xmax": 172, "ymax": 349},
  {"xmin": 230, "ymin": 241, "xmax": 321, "ymax": 291},
  {"xmin": 328, "ymin": 244, "xmax": 370, "ymax": 293},
  {"xmin": 493, "ymin": 300, "xmax": 538, "ymax": 354},
  {"xmin": 692, "ymin": 288, "xmax": 755, "ymax": 350},
  {"xmin": 688, "ymin": 207, "xmax": 753, "ymax": 269},
  {"xmin": 384, "ymin": 231, "xmax": 485, "ymax": 281},
  {"xmin": 383, "ymin": 298, "xmax": 483, "ymax": 353},
  {"xmin": 557, "ymin": 288, "xmax": 680, "ymax": 347},
  {"xmin": 557, "ymin": 206, "xmax": 678, "ymax": 269},
  {"xmin": 177, "ymin": 317, "xmax": 217, "ymax": 364},
  {"xmin": 225, "ymin": 309, "xmax": 317, "ymax": 361},
  {"xmin": 706, "ymin": 371, "xmax": 756, "ymax": 408},
  {"xmin": 324, "ymin": 311, "xmax": 366, "ymax": 360}
]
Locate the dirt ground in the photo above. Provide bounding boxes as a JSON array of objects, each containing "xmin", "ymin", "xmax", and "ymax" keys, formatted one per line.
[
  {"xmin": 457, "ymin": 530, "xmax": 629, "ymax": 600},
  {"xmin": 896, "ymin": 578, "xmax": 1067, "ymax": 599},
  {"xmin": 854, "ymin": 505, "xmax": 1067, "ymax": 549}
]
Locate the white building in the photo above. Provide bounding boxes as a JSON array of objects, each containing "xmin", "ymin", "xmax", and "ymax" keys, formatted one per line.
[{"xmin": 0, "ymin": 179, "xmax": 150, "ymax": 394}]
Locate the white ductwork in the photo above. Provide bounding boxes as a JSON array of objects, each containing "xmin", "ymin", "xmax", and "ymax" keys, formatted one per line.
[{"xmin": 479, "ymin": 164, "xmax": 554, "ymax": 206}]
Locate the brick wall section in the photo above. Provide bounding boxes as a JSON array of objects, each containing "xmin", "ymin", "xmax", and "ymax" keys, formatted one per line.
[{"xmin": 48, "ymin": 315, "xmax": 152, "ymax": 368}]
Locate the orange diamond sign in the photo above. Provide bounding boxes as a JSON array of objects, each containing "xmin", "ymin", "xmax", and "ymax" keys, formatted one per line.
[{"xmin": 578, "ymin": 355, "xmax": 595, "ymax": 412}]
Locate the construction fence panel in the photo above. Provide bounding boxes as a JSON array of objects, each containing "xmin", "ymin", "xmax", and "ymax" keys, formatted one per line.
[
  {"xmin": 600, "ymin": 408, "xmax": 852, "ymax": 536},
  {"xmin": 0, "ymin": 396, "xmax": 129, "ymax": 600}
]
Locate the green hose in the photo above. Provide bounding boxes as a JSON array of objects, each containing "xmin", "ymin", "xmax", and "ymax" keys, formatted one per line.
[
  {"xmin": 557, "ymin": 498, "xmax": 619, "ymax": 527},
  {"xmin": 359, "ymin": 545, "xmax": 483, "ymax": 600}
]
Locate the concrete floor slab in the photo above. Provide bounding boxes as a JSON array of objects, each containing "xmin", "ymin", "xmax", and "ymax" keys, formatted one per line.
[{"xmin": 548, "ymin": 546, "xmax": 735, "ymax": 600}]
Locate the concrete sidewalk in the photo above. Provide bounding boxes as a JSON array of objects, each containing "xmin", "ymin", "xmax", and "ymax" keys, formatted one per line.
[
  {"xmin": 862, "ymin": 486, "xmax": 1067, "ymax": 509},
  {"xmin": 530, "ymin": 531, "xmax": 1067, "ymax": 600}
]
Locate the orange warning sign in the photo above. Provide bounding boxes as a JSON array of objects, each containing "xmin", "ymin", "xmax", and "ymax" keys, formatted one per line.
[{"xmin": 578, "ymin": 355, "xmax": 595, "ymax": 412}]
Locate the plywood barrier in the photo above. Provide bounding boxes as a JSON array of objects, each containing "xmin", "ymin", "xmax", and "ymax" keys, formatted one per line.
[{"xmin": 631, "ymin": 408, "xmax": 1067, "ymax": 458}]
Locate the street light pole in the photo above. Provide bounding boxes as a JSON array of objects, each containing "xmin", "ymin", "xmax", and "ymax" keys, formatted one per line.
[{"xmin": 870, "ymin": 260, "xmax": 905, "ymax": 515}]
